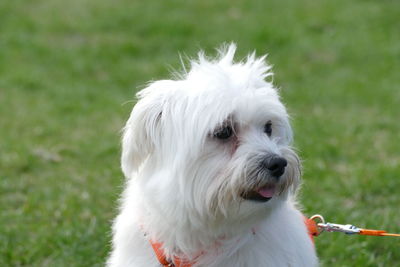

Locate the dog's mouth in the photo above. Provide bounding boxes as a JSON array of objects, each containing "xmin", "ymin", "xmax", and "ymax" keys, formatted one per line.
[{"xmin": 241, "ymin": 184, "xmax": 276, "ymax": 202}]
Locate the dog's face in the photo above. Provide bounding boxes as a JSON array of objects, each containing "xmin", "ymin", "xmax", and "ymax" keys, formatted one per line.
[{"xmin": 121, "ymin": 45, "xmax": 300, "ymax": 225}]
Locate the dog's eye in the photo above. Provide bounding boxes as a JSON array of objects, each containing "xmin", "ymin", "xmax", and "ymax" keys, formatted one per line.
[
  {"xmin": 264, "ymin": 121, "xmax": 272, "ymax": 137},
  {"xmin": 214, "ymin": 126, "xmax": 233, "ymax": 140}
]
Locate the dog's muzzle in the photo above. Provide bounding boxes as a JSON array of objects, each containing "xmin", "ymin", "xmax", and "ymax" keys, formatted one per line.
[{"xmin": 241, "ymin": 155, "xmax": 288, "ymax": 202}]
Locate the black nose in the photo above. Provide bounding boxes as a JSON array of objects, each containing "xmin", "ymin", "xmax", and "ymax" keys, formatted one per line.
[{"xmin": 263, "ymin": 156, "xmax": 287, "ymax": 178}]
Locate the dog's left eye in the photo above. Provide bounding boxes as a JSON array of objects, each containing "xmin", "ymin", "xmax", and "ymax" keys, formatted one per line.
[
  {"xmin": 264, "ymin": 121, "xmax": 272, "ymax": 137},
  {"xmin": 214, "ymin": 126, "xmax": 233, "ymax": 140}
]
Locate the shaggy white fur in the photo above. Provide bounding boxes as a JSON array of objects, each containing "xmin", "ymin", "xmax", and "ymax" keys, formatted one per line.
[{"xmin": 107, "ymin": 44, "xmax": 318, "ymax": 267}]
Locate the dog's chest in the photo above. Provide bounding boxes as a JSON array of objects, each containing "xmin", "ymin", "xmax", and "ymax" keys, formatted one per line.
[
  {"xmin": 194, "ymin": 208, "xmax": 318, "ymax": 267},
  {"xmin": 200, "ymin": 234, "xmax": 315, "ymax": 267}
]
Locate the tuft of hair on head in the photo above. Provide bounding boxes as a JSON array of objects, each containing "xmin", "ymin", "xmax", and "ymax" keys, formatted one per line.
[
  {"xmin": 192, "ymin": 43, "xmax": 273, "ymax": 83},
  {"xmin": 172, "ymin": 43, "xmax": 272, "ymax": 81},
  {"xmin": 216, "ymin": 43, "xmax": 237, "ymax": 66},
  {"xmin": 192, "ymin": 42, "xmax": 238, "ymax": 68}
]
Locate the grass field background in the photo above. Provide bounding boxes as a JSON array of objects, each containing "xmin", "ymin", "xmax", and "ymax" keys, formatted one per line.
[{"xmin": 1, "ymin": 0, "xmax": 399, "ymax": 266}]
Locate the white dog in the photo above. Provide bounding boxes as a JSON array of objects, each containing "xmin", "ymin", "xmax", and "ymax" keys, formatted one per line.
[{"xmin": 107, "ymin": 44, "xmax": 318, "ymax": 267}]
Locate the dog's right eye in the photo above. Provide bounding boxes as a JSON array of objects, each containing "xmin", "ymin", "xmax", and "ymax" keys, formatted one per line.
[
  {"xmin": 264, "ymin": 121, "xmax": 272, "ymax": 137},
  {"xmin": 214, "ymin": 126, "xmax": 233, "ymax": 140}
]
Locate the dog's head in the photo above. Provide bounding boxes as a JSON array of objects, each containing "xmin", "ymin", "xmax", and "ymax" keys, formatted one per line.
[{"xmin": 122, "ymin": 44, "xmax": 301, "ymax": 224}]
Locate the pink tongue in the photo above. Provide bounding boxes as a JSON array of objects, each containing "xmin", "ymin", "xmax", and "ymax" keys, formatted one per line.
[{"xmin": 257, "ymin": 185, "xmax": 276, "ymax": 198}]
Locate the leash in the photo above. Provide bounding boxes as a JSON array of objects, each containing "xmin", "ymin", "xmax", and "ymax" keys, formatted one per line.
[{"xmin": 306, "ymin": 214, "xmax": 400, "ymax": 237}]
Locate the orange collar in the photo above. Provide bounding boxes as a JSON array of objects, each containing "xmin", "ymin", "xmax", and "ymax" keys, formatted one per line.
[
  {"xmin": 304, "ymin": 215, "xmax": 319, "ymax": 242},
  {"xmin": 150, "ymin": 240, "xmax": 193, "ymax": 267},
  {"xmin": 150, "ymin": 215, "xmax": 317, "ymax": 266}
]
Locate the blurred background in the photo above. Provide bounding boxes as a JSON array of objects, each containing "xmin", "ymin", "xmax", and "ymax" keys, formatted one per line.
[{"xmin": 1, "ymin": 0, "xmax": 399, "ymax": 266}]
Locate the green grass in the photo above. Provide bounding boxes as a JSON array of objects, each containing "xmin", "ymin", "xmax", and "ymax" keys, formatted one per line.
[{"xmin": 1, "ymin": 0, "xmax": 399, "ymax": 266}]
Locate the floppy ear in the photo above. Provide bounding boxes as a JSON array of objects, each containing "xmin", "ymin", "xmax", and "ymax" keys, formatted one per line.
[{"xmin": 121, "ymin": 81, "xmax": 173, "ymax": 178}]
